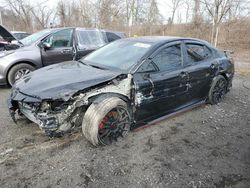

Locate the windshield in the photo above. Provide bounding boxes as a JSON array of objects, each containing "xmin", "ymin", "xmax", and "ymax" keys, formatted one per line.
[
  {"xmin": 20, "ymin": 29, "xmax": 51, "ymax": 46},
  {"xmin": 76, "ymin": 29, "xmax": 106, "ymax": 49},
  {"xmin": 83, "ymin": 40, "xmax": 152, "ymax": 71}
]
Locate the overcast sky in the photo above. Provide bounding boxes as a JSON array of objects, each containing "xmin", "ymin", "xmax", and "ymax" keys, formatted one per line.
[
  {"xmin": 44, "ymin": 0, "xmax": 183, "ymax": 21},
  {"xmin": 0, "ymin": 0, "xmax": 188, "ymax": 23}
]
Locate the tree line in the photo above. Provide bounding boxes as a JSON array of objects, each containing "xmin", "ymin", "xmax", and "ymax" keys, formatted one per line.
[{"xmin": 0, "ymin": 0, "xmax": 250, "ymax": 47}]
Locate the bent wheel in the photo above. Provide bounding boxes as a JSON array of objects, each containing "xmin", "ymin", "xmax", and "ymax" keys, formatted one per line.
[
  {"xmin": 208, "ymin": 75, "xmax": 228, "ymax": 105},
  {"xmin": 82, "ymin": 97, "xmax": 131, "ymax": 146}
]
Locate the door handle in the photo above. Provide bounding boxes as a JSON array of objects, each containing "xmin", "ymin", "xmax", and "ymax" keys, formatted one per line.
[
  {"xmin": 179, "ymin": 71, "xmax": 188, "ymax": 78},
  {"xmin": 210, "ymin": 63, "xmax": 216, "ymax": 69},
  {"xmin": 61, "ymin": 49, "xmax": 72, "ymax": 54}
]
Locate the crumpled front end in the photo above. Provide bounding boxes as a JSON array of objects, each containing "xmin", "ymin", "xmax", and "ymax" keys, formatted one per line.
[
  {"xmin": 8, "ymin": 74, "xmax": 133, "ymax": 137},
  {"xmin": 8, "ymin": 88, "xmax": 85, "ymax": 137}
]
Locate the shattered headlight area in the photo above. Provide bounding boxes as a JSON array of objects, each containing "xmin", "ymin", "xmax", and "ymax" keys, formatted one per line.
[{"xmin": 8, "ymin": 92, "xmax": 85, "ymax": 137}]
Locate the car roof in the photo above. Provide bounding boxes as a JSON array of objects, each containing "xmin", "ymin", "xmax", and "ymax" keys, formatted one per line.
[
  {"xmin": 123, "ymin": 36, "xmax": 208, "ymax": 45},
  {"xmin": 28, "ymin": 27, "xmax": 123, "ymax": 34},
  {"xmin": 11, "ymin": 31, "xmax": 29, "ymax": 34},
  {"xmin": 102, "ymin": 29, "xmax": 126, "ymax": 34}
]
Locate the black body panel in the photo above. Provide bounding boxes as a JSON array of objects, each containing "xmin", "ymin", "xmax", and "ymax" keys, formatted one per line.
[
  {"xmin": 7, "ymin": 36, "xmax": 235, "ymax": 134},
  {"xmin": 14, "ymin": 61, "xmax": 121, "ymax": 100}
]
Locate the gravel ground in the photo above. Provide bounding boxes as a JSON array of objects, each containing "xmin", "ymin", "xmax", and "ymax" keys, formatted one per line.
[{"xmin": 0, "ymin": 74, "xmax": 249, "ymax": 188}]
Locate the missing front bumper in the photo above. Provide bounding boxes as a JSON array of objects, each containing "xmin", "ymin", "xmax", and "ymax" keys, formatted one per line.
[{"xmin": 8, "ymin": 99, "xmax": 60, "ymax": 131}]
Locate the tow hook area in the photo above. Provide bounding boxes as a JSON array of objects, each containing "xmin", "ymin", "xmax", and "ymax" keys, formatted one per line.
[
  {"xmin": 38, "ymin": 115, "xmax": 58, "ymax": 130},
  {"xmin": 8, "ymin": 108, "xmax": 17, "ymax": 124}
]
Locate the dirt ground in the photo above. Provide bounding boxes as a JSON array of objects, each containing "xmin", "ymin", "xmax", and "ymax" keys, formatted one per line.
[{"xmin": 0, "ymin": 73, "xmax": 249, "ymax": 188}]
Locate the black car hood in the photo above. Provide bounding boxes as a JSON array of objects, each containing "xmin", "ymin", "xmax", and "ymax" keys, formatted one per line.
[
  {"xmin": 14, "ymin": 61, "xmax": 122, "ymax": 101},
  {"xmin": 0, "ymin": 25, "xmax": 18, "ymax": 42}
]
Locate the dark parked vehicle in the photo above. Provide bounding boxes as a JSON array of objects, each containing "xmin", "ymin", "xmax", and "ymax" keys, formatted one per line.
[
  {"xmin": 0, "ymin": 26, "xmax": 126, "ymax": 85},
  {"xmin": 8, "ymin": 37, "xmax": 234, "ymax": 146},
  {"xmin": 11, "ymin": 31, "xmax": 31, "ymax": 40}
]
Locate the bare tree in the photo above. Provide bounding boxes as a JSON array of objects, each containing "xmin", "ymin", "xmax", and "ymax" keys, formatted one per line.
[
  {"xmin": 146, "ymin": 0, "xmax": 162, "ymax": 34},
  {"xmin": 184, "ymin": 0, "xmax": 191, "ymax": 23},
  {"xmin": 4, "ymin": 0, "xmax": 33, "ymax": 31},
  {"xmin": 57, "ymin": 0, "xmax": 78, "ymax": 27},
  {"xmin": 78, "ymin": 0, "xmax": 95, "ymax": 27},
  {"xmin": 57, "ymin": 0, "xmax": 67, "ymax": 27},
  {"xmin": 167, "ymin": 0, "xmax": 184, "ymax": 24},
  {"xmin": 228, "ymin": 0, "xmax": 250, "ymax": 19},
  {"xmin": 147, "ymin": 0, "xmax": 161, "ymax": 24},
  {"xmin": 193, "ymin": 0, "xmax": 201, "ymax": 23},
  {"xmin": 201, "ymin": 0, "xmax": 233, "ymax": 46},
  {"xmin": 125, "ymin": 0, "xmax": 137, "ymax": 36},
  {"xmin": 124, "ymin": 0, "xmax": 161, "ymax": 36},
  {"xmin": 31, "ymin": 1, "xmax": 53, "ymax": 29}
]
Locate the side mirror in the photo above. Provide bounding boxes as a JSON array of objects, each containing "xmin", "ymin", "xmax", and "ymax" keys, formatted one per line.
[{"xmin": 41, "ymin": 42, "xmax": 51, "ymax": 49}]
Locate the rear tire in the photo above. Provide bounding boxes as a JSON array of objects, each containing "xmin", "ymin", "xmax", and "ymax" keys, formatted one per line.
[
  {"xmin": 208, "ymin": 75, "xmax": 228, "ymax": 105},
  {"xmin": 7, "ymin": 63, "xmax": 35, "ymax": 86},
  {"xmin": 82, "ymin": 97, "xmax": 131, "ymax": 146}
]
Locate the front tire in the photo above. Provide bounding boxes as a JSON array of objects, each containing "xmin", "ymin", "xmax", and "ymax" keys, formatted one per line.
[
  {"xmin": 82, "ymin": 97, "xmax": 131, "ymax": 146},
  {"xmin": 208, "ymin": 75, "xmax": 228, "ymax": 105},
  {"xmin": 7, "ymin": 63, "xmax": 35, "ymax": 86}
]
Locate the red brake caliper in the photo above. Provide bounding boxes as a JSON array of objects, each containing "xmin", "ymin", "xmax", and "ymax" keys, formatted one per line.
[{"xmin": 99, "ymin": 116, "xmax": 109, "ymax": 129}]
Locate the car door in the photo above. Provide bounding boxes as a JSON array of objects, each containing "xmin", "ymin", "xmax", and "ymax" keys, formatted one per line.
[
  {"xmin": 182, "ymin": 41, "xmax": 217, "ymax": 100},
  {"xmin": 133, "ymin": 41, "xmax": 190, "ymax": 122},
  {"xmin": 41, "ymin": 28, "xmax": 74, "ymax": 66}
]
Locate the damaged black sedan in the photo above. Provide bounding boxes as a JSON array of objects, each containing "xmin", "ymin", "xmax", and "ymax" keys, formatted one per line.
[{"xmin": 8, "ymin": 37, "xmax": 234, "ymax": 146}]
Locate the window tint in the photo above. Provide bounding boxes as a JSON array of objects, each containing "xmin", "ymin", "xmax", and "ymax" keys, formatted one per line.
[
  {"xmin": 186, "ymin": 43, "xmax": 211, "ymax": 63},
  {"xmin": 44, "ymin": 29, "xmax": 73, "ymax": 48},
  {"xmin": 152, "ymin": 44, "xmax": 182, "ymax": 72}
]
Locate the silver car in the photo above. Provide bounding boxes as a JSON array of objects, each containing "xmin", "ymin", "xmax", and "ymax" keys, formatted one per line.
[{"xmin": 0, "ymin": 25, "xmax": 126, "ymax": 86}]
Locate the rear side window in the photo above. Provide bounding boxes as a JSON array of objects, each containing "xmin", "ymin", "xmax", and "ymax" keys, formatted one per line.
[
  {"xmin": 76, "ymin": 29, "xmax": 106, "ymax": 49},
  {"xmin": 185, "ymin": 43, "xmax": 212, "ymax": 64},
  {"xmin": 152, "ymin": 44, "xmax": 183, "ymax": 72}
]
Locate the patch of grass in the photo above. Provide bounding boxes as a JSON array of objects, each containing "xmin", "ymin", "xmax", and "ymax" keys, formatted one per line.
[{"xmin": 235, "ymin": 69, "xmax": 250, "ymax": 76}]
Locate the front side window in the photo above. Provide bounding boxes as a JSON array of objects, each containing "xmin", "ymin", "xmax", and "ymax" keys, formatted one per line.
[
  {"xmin": 138, "ymin": 61, "xmax": 157, "ymax": 73},
  {"xmin": 186, "ymin": 43, "xmax": 212, "ymax": 63},
  {"xmin": 152, "ymin": 44, "xmax": 183, "ymax": 72},
  {"xmin": 44, "ymin": 29, "xmax": 73, "ymax": 48}
]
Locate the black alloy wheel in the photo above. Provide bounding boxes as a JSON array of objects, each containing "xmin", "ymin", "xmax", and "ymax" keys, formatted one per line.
[{"xmin": 98, "ymin": 106, "xmax": 130, "ymax": 145}]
